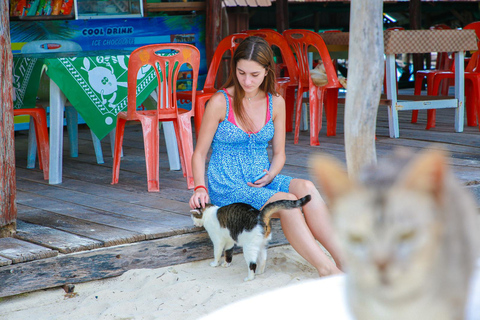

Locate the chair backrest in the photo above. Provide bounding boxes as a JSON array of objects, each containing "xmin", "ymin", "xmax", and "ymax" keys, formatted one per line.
[
  {"xmin": 203, "ymin": 33, "xmax": 249, "ymax": 91},
  {"xmin": 430, "ymin": 24, "xmax": 452, "ymax": 70},
  {"xmin": 453, "ymin": 22, "xmax": 480, "ymax": 72},
  {"xmin": 246, "ymin": 29, "xmax": 299, "ymax": 84},
  {"xmin": 283, "ymin": 29, "xmax": 340, "ymax": 88},
  {"xmin": 127, "ymin": 43, "xmax": 200, "ymax": 120}
]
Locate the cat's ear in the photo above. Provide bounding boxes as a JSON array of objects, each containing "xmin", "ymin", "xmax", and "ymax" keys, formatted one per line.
[
  {"xmin": 397, "ymin": 148, "xmax": 448, "ymax": 201},
  {"xmin": 190, "ymin": 209, "xmax": 203, "ymax": 218},
  {"xmin": 310, "ymin": 154, "xmax": 356, "ymax": 203}
]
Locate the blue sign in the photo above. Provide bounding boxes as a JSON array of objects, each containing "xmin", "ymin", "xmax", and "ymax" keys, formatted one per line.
[{"xmin": 11, "ymin": 15, "xmax": 207, "ymax": 74}]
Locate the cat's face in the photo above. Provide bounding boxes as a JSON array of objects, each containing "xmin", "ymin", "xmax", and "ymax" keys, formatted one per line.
[
  {"xmin": 190, "ymin": 204, "xmax": 216, "ymax": 227},
  {"xmin": 334, "ymin": 186, "xmax": 442, "ymax": 300},
  {"xmin": 190, "ymin": 208, "xmax": 205, "ymax": 227},
  {"xmin": 311, "ymin": 148, "xmax": 448, "ymax": 301}
]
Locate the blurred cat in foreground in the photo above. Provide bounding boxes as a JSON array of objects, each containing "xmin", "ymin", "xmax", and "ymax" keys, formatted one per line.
[{"xmin": 311, "ymin": 147, "xmax": 479, "ymax": 320}]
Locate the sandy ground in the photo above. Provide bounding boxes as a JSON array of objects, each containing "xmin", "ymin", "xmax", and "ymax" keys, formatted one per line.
[{"xmin": 0, "ymin": 245, "xmax": 318, "ymax": 320}]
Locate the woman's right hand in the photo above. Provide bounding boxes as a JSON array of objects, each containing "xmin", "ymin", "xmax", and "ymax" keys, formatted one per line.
[{"xmin": 189, "ymin": 188, "xmax": 210, "ymax": 209}]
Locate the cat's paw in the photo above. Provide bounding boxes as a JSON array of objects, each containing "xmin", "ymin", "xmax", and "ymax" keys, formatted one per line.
[
  {"xmin": 244, "ymin": 275, "xmax": 255, "ymax": 282},
  {"xmin": 221, "ymin": 261, "xmax": 231, "ymax": 268},
  {"xmin": 210, "ymin": 261, "xmax": 219, "ymax": 267}
]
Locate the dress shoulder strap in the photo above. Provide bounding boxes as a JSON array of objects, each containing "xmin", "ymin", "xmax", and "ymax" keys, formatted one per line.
[
  {"xmin": 267, "ymin": 92, "xmax": 273, "ymax": 121},
  {"xmin": 219, "ymin": 88, "xmax": 231, "ymax": 118}
]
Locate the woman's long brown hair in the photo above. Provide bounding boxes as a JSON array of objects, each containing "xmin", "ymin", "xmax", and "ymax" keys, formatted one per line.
[{"xmin": 223, "ymin": 36, "xmax": 277, "ymax": 132}]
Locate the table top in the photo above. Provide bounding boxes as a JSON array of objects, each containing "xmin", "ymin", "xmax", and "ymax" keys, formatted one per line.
[
  {"xmin": 318, "ymin": 29, "xmax": 479, "ymax": 54},
  {"xmin": 384, "ymin": 29, "xmax": 478, "ymax": 54}
]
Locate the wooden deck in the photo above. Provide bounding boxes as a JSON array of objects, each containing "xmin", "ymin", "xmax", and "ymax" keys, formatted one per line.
[{"xmin": 2, "ymin": 97, "xmax": 480, "ymax": 298}]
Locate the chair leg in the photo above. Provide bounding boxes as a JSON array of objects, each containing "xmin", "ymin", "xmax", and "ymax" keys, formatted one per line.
[
  {"xmin": 294, "ymin": 89, "xmax": 304, "ymax": 144},
  {"xmin": 109, "ymin": 130, "xmax": 123, "ymax": 158},
  {"xmin": 172, "ymin": 121, "xmax": 186, "ymax": 178},
  {"xmin": 111, "ymin": 117, "xmax": 127, "ymax": 185},
  {"xmin": 285, "ymin": 86, "xmax": 296, "ymax": 133},
  {"xmin": 465, "ymin": 81, "xmax": 478, "ymax": 127},
  {"xmin": 309, "ymin": 86, "xmax": 321, "ymax": 146},
  {"xmin": 90, "ymin": 130, "xmax": 104, "ymax": 164},
  {"xmin": 140, "ymin": 115, "xmax": 160, "ymax": 192},
  {"xmin": 325, "ymin": 88, "xmax": 339, "ymax": 136},
  {"xmin": 162, "ymin": 121, "xmax": 181, "ymax": 171},
  {"xmin": 65, "ymin": 105, "xmax": 79, "ymax": 158},
  {"xmin": 27, "ymin": 118, "xmax": 37, "ymax": 169},
  {"xmin": 425, "ymin": 109, "xmax": 436, "ymax": 130},
  {"xmin": 412, "ymin": 74, "xmax": 425, "ymax": 123},
  {"xmin": 30, "ymin": 109, "xmax": 50, "ymax": 180},
  {"xmin": 175, "ymin": 116, "xmax": 195, "ymax": 189}
]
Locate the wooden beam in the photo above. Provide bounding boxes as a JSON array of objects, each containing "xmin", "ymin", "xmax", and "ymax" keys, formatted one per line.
[
  {"xmin": 276, "ymin": 0, "xmax": 289, "ymax": 34},
  {"xmin": 146, "ymin": 2, "xmax": 206, "ymax": 12},
  {"xmin": 344, "ymin": 0, "xmax": 384, "ymax": 177},
  {"xmin": 0, "ymin": 0, "xmax": 17, "ymax": 237},
  {"xmin": 0, "ymin": 221, "xmax": 287, "ymax": 298},
  {"xmin": 410, "ymin": 0, "xmax": 423, "ymax": 75},
  {"xmin": 206, "ymin": 0, "xmax": 223, "ymax": 66}
]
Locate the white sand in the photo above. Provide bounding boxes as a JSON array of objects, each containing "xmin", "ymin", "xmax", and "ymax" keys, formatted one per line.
[{"xmin": 0, "ymin": 245, "xmax": 318, "ymax": 320}]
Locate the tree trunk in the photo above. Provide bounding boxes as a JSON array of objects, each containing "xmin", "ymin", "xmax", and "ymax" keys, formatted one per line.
[
  {"xmin": 344, "ymin": 0, "xmax": 384, "ymax": 177},
  {"xmin": 0, "ymin": 0, "xmax": 17, "ymax": 237}
]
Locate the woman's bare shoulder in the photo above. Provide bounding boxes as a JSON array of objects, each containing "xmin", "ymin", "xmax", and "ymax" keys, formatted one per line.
[
  {"xmin": 204, "ymin": 90, "xmax": 229, "ymax": 121},
  {"xmin": 270, "ymin": 93, "xmax": 285, "ymax": 108},
  {"xmin": 208, "ymin": 90, "xmax": 228, "ymax": 107}
]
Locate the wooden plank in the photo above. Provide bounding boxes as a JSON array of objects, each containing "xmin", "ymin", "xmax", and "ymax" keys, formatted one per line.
[
  {"xmin": 16, "ymin": 191, "xmax": 183, "ymax": 240},
  {"xmin": 17, "ymin": 179, "xmax": 193, "ymax": 227},
  {"xmin": 0, "ymin": 220, "xmax": 287, "ymax": 298},
  {"xmin": 16, "ymin": 168, "xmax": 190, "ymax": 216},
  {"xmin": 17, "ymin": 205, "xmax": 145, "ymax": 247},
  {"xmin": 15, "ymin": 220, "xmax": 103, "ymax": 254},
  {"xmin": 0, "ymin": 255, "xmax": 12, "ymax": 267},
  {"xmin": 0, "ymin": 238, "xmax": 57, "ymax": 264}
]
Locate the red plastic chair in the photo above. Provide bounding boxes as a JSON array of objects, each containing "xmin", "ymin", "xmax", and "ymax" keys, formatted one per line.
[
  {"xmin": 112, "ymin": 44, "xmax": 200, "ymax": 192},
  {"xmin": 429, "ymin": 50, "xmax": 480, "ymax": 129},
  {"xmin": 419, "ymin": 21, "xmax": 480, "ymax": 129},
  {"xmin": 283, "ymin": 29, "xmax": 342, "ymax": 146},
  {"xmin": 412, "ymin": 24, "xmax": 453, "ymax": 127},
  {"xmin": 246, "ymin": 29, "xmax": 299, "ymax": 132},
  {"xmin": 14, "ymin": 107, "xmax": 49, "ymax": 180},
  {"xmin": 176, "ymin": 33, "xmax": 248, "ymax": 139}
]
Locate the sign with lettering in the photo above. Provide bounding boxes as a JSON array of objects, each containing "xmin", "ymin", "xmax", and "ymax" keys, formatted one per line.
[{"xmin": 10, "ymin": 15, "xmax": 207, "ymax": 74}]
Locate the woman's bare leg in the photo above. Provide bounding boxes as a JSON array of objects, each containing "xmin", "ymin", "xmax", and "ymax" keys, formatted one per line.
[
  {"xmin": 288, "ymin": 178, "xmax": 344, "ymax": 270},
  {"xmin": 266, "ymin": 192, "xmax": 341, "ymax": 277}
]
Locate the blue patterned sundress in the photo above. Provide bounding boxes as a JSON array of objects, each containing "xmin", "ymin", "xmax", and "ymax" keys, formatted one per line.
[{"xmin": 207, "ymin": 89, "xmax": 293, "ymax": 210}]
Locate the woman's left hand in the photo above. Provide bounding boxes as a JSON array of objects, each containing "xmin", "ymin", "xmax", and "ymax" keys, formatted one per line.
[{"xmin": 247, "ymin": 170, "xmax": 271, "ymax": 188}]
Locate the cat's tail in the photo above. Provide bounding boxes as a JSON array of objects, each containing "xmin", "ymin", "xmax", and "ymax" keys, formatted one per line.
[{"xmin": 260, "ymin": 195, "xmax": 312, "ymax": 237}]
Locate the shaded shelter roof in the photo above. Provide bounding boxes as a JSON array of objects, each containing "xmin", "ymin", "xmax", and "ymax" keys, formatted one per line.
[
  {"xmin": 222, "ymin": 0, "xmax": 480, "ymax": 6},
  {"xmin": 223, "ymin": 0, "xmax": 272, "ymax": 7}
]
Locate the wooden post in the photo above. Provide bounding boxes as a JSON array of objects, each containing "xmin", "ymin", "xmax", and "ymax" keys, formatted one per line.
[
  {"xmin": 0, "ymin": 0, "xmax": 17, "ymax": 237},
  {"xmin": 206, "ymin": 0, "xmax": 223, "ymax": 66},
  {"xmin": 410, "ymin": 0, "xmax": 423, "ymax": 74},
  {"xmin": 344, "ymin": 0, "xmax": 384, "ymax": 177},
  {"xmin": 276, "ymin": 0, "xmax": 289, "ymax": 34}
]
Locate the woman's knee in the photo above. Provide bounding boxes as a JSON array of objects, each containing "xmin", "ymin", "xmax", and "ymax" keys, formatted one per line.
[{"xmin": 291, "ymin": 179, "xmax": 317, "ymax": 196}]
